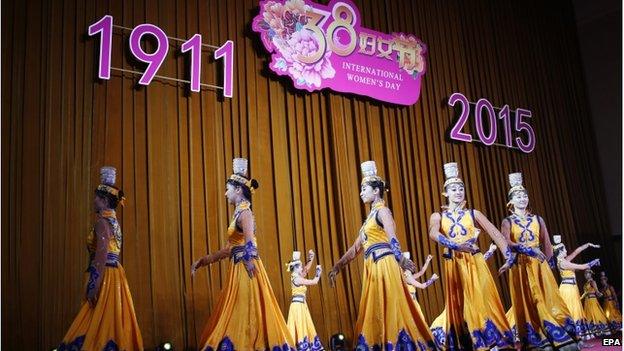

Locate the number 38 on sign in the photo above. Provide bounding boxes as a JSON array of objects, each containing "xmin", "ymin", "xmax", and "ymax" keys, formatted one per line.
[{"xmin": 447, "ymin": 92, "xmax": 536, "ymax": 154}]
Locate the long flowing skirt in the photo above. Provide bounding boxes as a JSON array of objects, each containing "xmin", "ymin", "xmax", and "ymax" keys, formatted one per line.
[
  {"xmin": 583, "ymin": 297, "xmax": 611, "ymax": 336},
  {"xmin": 59, "ymin": 264, "xmax": 143, "ymax": 351},
  {"xmin": 287, "ymin": 301, "xmax": 324, "ymax": 351},
  {"xmin": 559, "ymin": 282, "xmax": 591, "ymax": 339},
  {"xmin": 507, "ymin": 257, "xmax": 577, "ymax": 349},
  {"xmin": 199, "ymin": 258, "xmax": 295, "ymax": 351},
  {"xmin": 355, "ymin": 255, "xmax": 436, "ymax": 350},
  {"xmin": 430, "ymin": 252, "xmax": 514, "ymax": 350},
  {"xmin": 603, "ymin": 299, "xmax": 623, "ymax": 332}
]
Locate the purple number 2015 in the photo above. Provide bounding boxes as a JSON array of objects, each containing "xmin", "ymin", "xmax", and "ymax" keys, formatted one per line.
[
  {"xmin": 448, "ymin": 92, "xmax": 473, "ymax": 142},
  {"xmin": 448, "ymin": 92, "xmax": 536, "ymax": 153}
]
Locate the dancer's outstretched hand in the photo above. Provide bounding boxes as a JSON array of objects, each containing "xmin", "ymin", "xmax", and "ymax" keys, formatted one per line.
[
  {"xmin": 191, "ymin": 256, "xmax": 208, "ymax": 277},
  {"xmin": 328, "ymin": 266, "xmax": 340, "ymax": 287},
  {"xmin": 498, "ymin": 261, "xmax": 513, "ymax": 276}
]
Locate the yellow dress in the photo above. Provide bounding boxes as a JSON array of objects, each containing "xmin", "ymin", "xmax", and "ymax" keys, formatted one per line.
[
  {"xmin": 558, "ymin": 266, "xmax": 590, "ymax": 338},
  {"xmin": 601, "ymin": 285, "xmax": 622, "ymax": 332},
  {"xmin": 59, "ymin": 213, "xmax": 144, "ymax": 351},
  {"xmin": 198, "ymin": 202, "xmax": 295, "ymax": 351},
  {"xmin": 505, "ymin": 214, "xmax": 578, "ymax": 349},
  {"xmin": 404, "ymin": 271, "xmax": 426, "ymax": 318},
  {"xmin": 582, "ymin": 280, "xmax": 611, "ymax": 336},
  {"xmin": 286, "ymin": 278, "xmax": 324, "ymax": 350},
  {"xmin": 354, "ymin": 201, "xmax": 436, "ymax": 350},
  {"xmin": 430, "ymin": 208, "xmax": 514, "ymax": 350}
]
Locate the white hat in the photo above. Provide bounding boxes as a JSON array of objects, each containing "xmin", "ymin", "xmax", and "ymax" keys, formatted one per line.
[
  {"xmin": 360, "ymin": 160, "xmax": 384, "ymax": 185},
  {"xmin": 286, "ymin": 251, "xmax": 302, "ymax": 272},
  {"xmin": 232, "ymin": 158, "xmax": 248, "ymax": 177},
  {"xmin": 402, "ymin": 252, "xmax": 411, "ymax": 260},
  {"xmin": 508, "ymin": 172, "xmax": 526, "ymax": 196},
  {"xmin": 100, "ymin": 166, "xmax": 117, "ymax": 186},
  {"xmin": 443, "ymin": 162, "xmax": 463, "ymax": 188},
  {"xmin": 552, "ymin": 235, "xmax": 564, "ymax": 251}
]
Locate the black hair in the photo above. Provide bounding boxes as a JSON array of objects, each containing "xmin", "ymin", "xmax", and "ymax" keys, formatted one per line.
[
  {"xmin": 226, "ymin": 178, "xmax": 259, "ymax": 202},
  {"xmin": 366, "ymin": 179, "xmax": 389, "ymax": 198},
  {"xmin": 95, "ymin": 186, "xmax": 124, "ymax": 209},
  {"xmin": 553, "ymin": 246, "xmax": 565, "ymax": 259}
]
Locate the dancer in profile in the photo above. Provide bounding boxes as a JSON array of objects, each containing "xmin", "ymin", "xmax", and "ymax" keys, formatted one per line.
[
  {"xmin": 501, "ymin": 172, "xmax": 580, "ymax": 350},
  {"xmin": 286, "ymin": 250, "xmax": 324, "ymax": 351},
  {"xmin": 328, "ymin": 160, "xmax": 436, "ymax": 350},
  {"xmin": 553, "ymin": 236, "xmax": 601, "ymax": 341},
  {"xmin": 59, "ymin": 166, "xmax": 143, "ymax": 351},
  {"xmin": 599, "ymin": 271, "xmax": 622, "ymax": 332},
  {"xmin": 401, "ymin": 252, "xmax": 438, "ymax": 303},
  {"xmin": 191, "ymin": 158, "xmax": 295, "ymax": 351},
  {"xmin": 428, "ymin": 162, "xmax": 515, "ymax": 350},
  {"xmin": 582, "ymin": 269, "xmax": 611, "ymax": 336}
]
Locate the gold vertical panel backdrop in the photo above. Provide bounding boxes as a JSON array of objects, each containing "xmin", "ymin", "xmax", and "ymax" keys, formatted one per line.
[{"xmin": 2, "ymin": 0, "xmax": 619, "ymax": 349}]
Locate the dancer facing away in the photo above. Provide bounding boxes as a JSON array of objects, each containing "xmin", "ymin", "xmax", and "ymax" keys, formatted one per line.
[
  {"xmin": 582, "ymin": 269, "xmax": 611, "ymax": 336},
  {"xmin": 599, "ymin": 271, "xmax": 622, "ymax": 332},
  {"xmin": 553, "ymin": 236, "xmax": 601, "ymax": 341},
  {"xmin": 401, "ymin": 252, "xmax": 439, "ymax": 304},
  {"xmin": 501, "ymin": 172, "xmax": 581, "ymax": 350},
  {"xmin": 428, "ymin": 162, "xmax": 515, "ymax": 350},
  {"xmin": 286, "ymin": 250, "xmax": 324, "ymax": 351},
  {"xmin": 328, "ymin": 160, "xmax": 437, "ymax": 350},
  {"xmin": 59, "ymin": 166, "xmax": 143, "ymax": 351},
  {"xmin": 191, "ymin": 158, "xmax": 295, "ymax": 351}
]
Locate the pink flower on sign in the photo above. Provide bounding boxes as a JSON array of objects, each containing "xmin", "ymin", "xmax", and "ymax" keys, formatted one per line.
[
  {"xmin": 253, "ymin": 0, "xmax": 336, "ymax": 89},
  {"xmin": 272, "ymin": 30, "xmax": 335, "ymax": 88}
]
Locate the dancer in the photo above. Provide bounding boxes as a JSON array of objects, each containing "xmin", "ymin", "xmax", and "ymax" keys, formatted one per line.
[
  {"xmin": 285, "ymin": 250, "xmax": 324, "ymax": 351},
  {"xmin": 191, "ymin": 158, "xmax": 295, "ymax": 351},
  {"xmin": 501, "ymin": 172, "xmax": 579, "ymax": 350},
  {"xmin": 401, "ymin": 252, "xmax": 439, "ymax": 303},
  {"xmin": 553, "ymin": 236, "xmax": 601, "ymax": 341},
  {"xmin": 328, "ymin": 160, "xmax": 436, "ymax": 350},
  {"xmin": 59, "ymin": 167, "xmax": 143, "ymax": 351},
  {"xmin": 428, "ymin": 162, "xmax": 515, "ymax": 350},
  {"xmin": 599, "ymin": 271, "xmax": 622, "ymax": 332},
  {"xmin": 582, "ymin": 269, "xmax": 611, "ymax": 336}
]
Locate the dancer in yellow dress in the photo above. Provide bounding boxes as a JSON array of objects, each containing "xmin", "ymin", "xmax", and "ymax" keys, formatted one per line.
[
  {"xmin": 191, "ymin": 158, "xmax": 295, "ymax": 351},
  {"xmin": 428, "ymin": 162, "xmax": 515, "ymax": 350},
  {"xmin": 401, "ymin": 252, "xmax": 439, "ymax": 311},
  {"xmin": 582, "ymin": 269, "xmax": 611, "ymax": 336},
  {"xmin": 599, "ymin": 271, "xmax": 622, "ymax": 332},
  {"xmin": 501, "ymin": 172, "xmax": 582, "ymax": 350},
  {"xmin": 328, "ymin": 160, "xmax": 436, "ymax": 350},
  {"xmin": 552, "ymin": 235, "xmax": 601, "ymax": 341},
  {"xmin": 59, "ymin": 166, "xmax": 143, "ymax": 351},
  {"xmin": 286, "ymin": 250, "xmax": 324, "ymax": 351}
]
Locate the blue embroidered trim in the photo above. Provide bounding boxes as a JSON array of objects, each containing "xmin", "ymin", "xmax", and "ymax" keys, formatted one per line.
[
  {"xmin": 444, "ymin": 210, "xmax": 468, "ymax": 238},
  {"xmin": 292, "ymin": 294, "xmax": 306, "ymax": 303},
  {"xmin": 355, "ymin": 329, "xmax": 436, "ymax": 350},
  {"xmin": 389, "ymin": 237, "xmax": 402, "ymax": 261},
  {"xmin": 437, "ymin": 234, "xmax": 460, "ymax": 251},
  {"xmin": 230, "ymin": 244, "xmax": 259, "ymax": 263},
  {"xmin": 58, "ymin": 336, "xmax": 119, "ymax": 351},
  {"xmin": 548, "ymin": 256, "xmax": 557, "ymax": 269},
  {"xmin": 86, "ymin": 265, "xmax": 100, "ymax": 297},
  {"xmin": 483, "ymin": 249, "xmax": 494, "ymax": 260},
  {"xmin": 512, "ymin": 215, "xmax": 536, "ymax": 243},
  {"xmin": 363, "ymin": 242, "xmax": 394, "ymax": 262},
  {"xmin": 296, "ymin": 335, "xmax": 324, "ymax": 351},
  {"xmin": 432, "ymin": 319, "xmax": 515, "ymax": 350},
  {"xmin": 561, "ymin": 277, "xmax": 577, "ymax": 284},
  {"xmin": 58, "ymin": 335, "xmax": 85, "ymax": 351},
  {"xmin": 243, "ymin": 241, "xmax": 258, "ymax": 261},
  {"xmin": 204, "ymin": 337, "xmax": 296, "ymax": 351},
  {"xmin": 514, "ymin": 244, "xmax": 539, "ymax": 258}
]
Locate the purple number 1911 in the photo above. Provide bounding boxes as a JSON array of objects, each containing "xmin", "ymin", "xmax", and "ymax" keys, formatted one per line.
[
  {"xmin": 448, "ymin": 92, "xmax": 536, "ymax": 153},
  {"xmin": 88, "ymin": 15, "xmax": 234, "ymax": 97}
]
